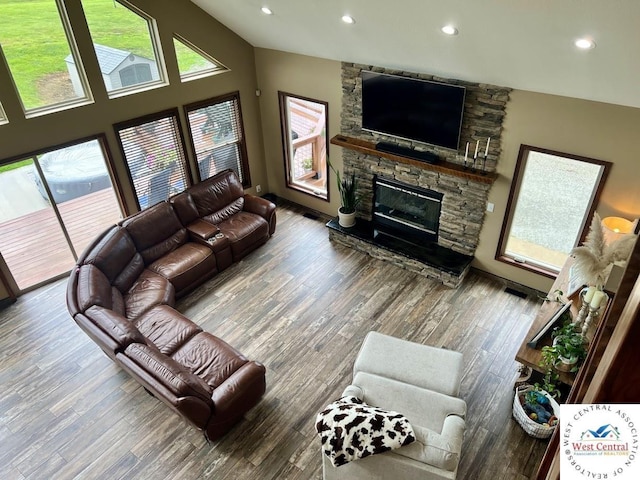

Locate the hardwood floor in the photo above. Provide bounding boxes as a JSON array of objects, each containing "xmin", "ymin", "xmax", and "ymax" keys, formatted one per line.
[{"xmin": 0, "ymin": 203, "xmax": 549, "ymax": 479}]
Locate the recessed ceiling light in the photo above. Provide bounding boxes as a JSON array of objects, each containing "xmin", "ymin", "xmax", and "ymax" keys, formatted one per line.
[
  {"xmin": 342, "ymin": 15, "xmax": 355, "ymax": 24},
  {"xmin": 575, "ymin": 38, "xmax": 596, "ymax": 50},
  {"xmin": 441, "ymin": 25, "xmax": 458, "ymax": 36},
  {"xmin": 261, "ymin": 6, "xmax": 273, "ymax": 15}
]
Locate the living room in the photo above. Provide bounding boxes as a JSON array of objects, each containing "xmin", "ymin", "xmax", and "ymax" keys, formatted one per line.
[{"xmin": 1, "ymin": 1, "xmax": 639, "ymax": 479}]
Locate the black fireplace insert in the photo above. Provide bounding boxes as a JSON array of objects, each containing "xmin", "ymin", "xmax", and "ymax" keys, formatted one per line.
[{"xmin": 373, "ymin": 176, "xmax": 443, "ymax": 246}]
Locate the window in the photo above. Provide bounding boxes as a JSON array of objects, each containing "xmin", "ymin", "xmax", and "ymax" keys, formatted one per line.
[
  {"xmin": 0, "ymin": 102, "xmax": 7, "ymax": 125},
  {"xmin": 0, "ymin": 136, "xmax": 122, "ymax": 291},
  {"xmin": 184, "ymin": 93, "xmax": 251, "ymax": 186},
  {"xmin": 497, "ymin": 145, "xmax": 610, "ymax": 276},
  {"xmin": 80, "ymin": 0, "xmax": 166, "ymax": 97},
  {"xmin": 0, "ymin": 0, "xmax": 92, "ymax": 116},
  {"xmin": 278, "ymin": 92, "xmax": 329, "ymax": 200},
  {"xmin": 173, "ymin": 35, "xmax": 228, "ymax": 82},
  {"xmin": 114, "ymin": 110, "xmax": 190, "ymax": 210}
]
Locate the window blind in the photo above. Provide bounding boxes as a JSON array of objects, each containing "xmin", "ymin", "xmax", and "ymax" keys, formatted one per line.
[
  {"xmin": 185, "ymin": 93, "xmax": 250, "ymax": 186},
  {"xmin": 115, "ymin": 112, "xmax": 189, "ymax": 210}
]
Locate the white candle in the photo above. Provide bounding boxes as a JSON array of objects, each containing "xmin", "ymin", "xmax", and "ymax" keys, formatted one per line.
[
  {"xmin": 485, "ymin": 137, "xmax": 491, "ymax": 156},
  {"xmin": 464, "ymin": 142, "xmax": 469, "ymax": 162},
  {"xmin": 474, "ymin": 140, "xmax": 479, "ymax": 159},
  {"xmin": 590, "ymin": 290, "xmax": 606, "ymax": 309},
  {"xmin": 583, "ymin": 286, "xmax": 596, "ymax": 304}
]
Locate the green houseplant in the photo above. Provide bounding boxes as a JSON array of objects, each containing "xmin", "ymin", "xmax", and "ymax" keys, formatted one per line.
[
  {"xmin": 538, "ymin": 320, "xmax": 588, "ymax": 398},
  {"xmin": 327, "ymin": 158, "xmax": 360, "ymax": 228}
]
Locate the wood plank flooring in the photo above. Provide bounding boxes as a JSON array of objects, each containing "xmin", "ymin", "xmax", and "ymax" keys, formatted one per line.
[{"xmin": 0, "ymin": 202, "xmax": 549, "ymax": 479}]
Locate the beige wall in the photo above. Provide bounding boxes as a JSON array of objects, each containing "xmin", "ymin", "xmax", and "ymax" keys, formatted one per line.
[
  {"xmin": 254, "ymin": 49, "xmax": 343, "ymax": 215},
  {"xmin": 252, "ymin": 52, "xmax": 640, "ymax": 292},
  {"xmin": 477, "ymin": 90, "xmax": 640, "ymax": 291},
  {"xmin": 2, "ymin": 8, "xmax": 638, "ymax": 300},
  {"xmin": 0, "ymin": 0, "xmax": 263, "ymax": 300}
]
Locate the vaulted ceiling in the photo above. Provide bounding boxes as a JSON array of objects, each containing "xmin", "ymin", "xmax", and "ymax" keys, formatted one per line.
[{"xmin": 192, "ymin": 0, "xmax": 640, "ymax": 109}]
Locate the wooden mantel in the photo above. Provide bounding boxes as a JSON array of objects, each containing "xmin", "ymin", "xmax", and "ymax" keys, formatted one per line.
[{"xmin": 331, "ymin": 134, "xmax": 498, "ymax": 185}]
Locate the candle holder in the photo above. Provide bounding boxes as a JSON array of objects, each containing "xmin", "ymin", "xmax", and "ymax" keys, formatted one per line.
[
  {"xmin": 573, "ymin": 287, "xmax": 591, "ymax": 329},
  {"xmin": 575, "ymin": 286, "xmax": 609, "ymax": 339},
  {"xmin": 481, "ymin": 154, "xmax": 488, "ymax": 175}
]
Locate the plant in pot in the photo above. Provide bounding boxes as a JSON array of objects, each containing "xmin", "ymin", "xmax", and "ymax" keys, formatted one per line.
[
  {"xmin": 327, "ymin": 159, "xmax": 359, "ymax": 228},
  {"xmin": 539, "ymin": 320, "xmax": 588, "ymax": 378}
]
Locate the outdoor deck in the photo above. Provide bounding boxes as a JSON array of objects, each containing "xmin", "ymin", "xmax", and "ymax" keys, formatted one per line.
[{"xmin": 0, "ymin": 189, "xmax": 122, "ymax": 290}]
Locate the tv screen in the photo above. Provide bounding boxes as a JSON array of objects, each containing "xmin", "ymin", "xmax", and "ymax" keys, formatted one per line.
[{"xmin": 361, "ymin": 71, "xmax": 466, "ymax": 150}]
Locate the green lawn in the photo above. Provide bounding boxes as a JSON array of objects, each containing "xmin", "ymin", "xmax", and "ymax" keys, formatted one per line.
[
  {"xmin": 0, "ymin": 0, "xmax": 205, "ymax": 109},
  {"xmin": 0, "ymin": 159, "xmax": 31, "ymax": 174}
]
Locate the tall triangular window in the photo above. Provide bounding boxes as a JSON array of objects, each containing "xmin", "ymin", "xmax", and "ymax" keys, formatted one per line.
[
  {"xmin": 80, "ymin": 0, "xmax": 167, "ymax": 97},
  {"xmin": 0, "ymin": 0, "xmax": 92, "ymax": 116},
  {"xmin": 0, "ymin": 102, "xmax": 7, "ymax": 125},
  {"xmin": 173, "ymin": 35, "xmax": 228, "ymax": 82}
]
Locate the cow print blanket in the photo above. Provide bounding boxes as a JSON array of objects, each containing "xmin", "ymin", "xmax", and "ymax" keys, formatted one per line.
[{"xmin": 315, "ymin": 396, "xmax": 415, "ymax": 467}]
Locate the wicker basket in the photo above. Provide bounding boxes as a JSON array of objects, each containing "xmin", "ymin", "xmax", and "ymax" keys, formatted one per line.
[{"xmin": 512, "ymin": 385, "xmax": 560, "ymax": 439}]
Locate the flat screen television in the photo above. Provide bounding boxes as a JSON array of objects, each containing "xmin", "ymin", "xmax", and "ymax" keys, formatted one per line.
[{"xmin": 361, "ymin": 71, "xmax": 466, "ymax": 150}]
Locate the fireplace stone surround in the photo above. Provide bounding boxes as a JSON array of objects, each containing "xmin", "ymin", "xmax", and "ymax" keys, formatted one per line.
[{"xmin": 329, "ymin": 63, "xmax": 511, "ymax": 286}]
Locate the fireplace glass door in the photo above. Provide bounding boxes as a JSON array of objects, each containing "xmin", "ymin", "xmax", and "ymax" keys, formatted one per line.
[{"xmin": 374, "ymin": 177, "xmax": 443, "ymax": 245}]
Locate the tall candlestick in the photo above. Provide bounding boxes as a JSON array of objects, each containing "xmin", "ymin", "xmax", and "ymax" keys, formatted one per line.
[
  {"xmin": 474, "ymin": 140, "xmax": 479, "ymax": 159},
  {"xmin": 485, "ymin": 137, "xmax": 491, "ymax": 156},
  {"xmin": 583, "ymin": 286, "xmax": 596, "ymax": 304},
  {"xmin": 464, "ymin": 142, "xmax": 469, "ymax": 163},
  {"xmin": 590, "ymin": 290, "xmax": 606, "ymax": 309}
]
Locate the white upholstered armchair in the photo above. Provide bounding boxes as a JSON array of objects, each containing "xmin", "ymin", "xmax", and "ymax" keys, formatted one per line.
[{"xmin": 321, "ymin": 332, "xmax": 467, "ymax": 480}]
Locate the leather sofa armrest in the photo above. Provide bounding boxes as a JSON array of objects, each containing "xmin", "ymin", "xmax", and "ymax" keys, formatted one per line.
[
  {"xmin": 210, "ymin": 361, "xmax": 266, "ymax": 416},
  {"xmin": 243, "ymin": 194, "xmax": 276, "ymax": 235},
  {"xmin": 116, "ymin": 348, "xmax": 212, "ymax": 428},
  {"xmin": 187, "ymin": 219, "xmax": 220, "ymax": 240}
]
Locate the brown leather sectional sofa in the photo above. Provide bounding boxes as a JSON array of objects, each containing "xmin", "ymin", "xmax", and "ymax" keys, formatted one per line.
[{"xmin": 66, "ymin": 169, "xmax": 276, "ymax": 441}]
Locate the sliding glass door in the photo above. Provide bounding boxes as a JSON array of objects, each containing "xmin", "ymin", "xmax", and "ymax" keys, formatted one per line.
[{"xmin": 0, "ymin": 138, "xmax": 122, "ymax": 292}]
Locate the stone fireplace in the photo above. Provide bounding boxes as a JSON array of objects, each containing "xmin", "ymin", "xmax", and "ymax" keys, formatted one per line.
[{"xmin": 328, "ymin": 63, "xmax": 512, "ymax": 286}]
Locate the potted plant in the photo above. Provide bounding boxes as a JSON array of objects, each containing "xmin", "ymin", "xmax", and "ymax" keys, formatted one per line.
[
  {"xmin": 539, "ymin": 320, "xmax": 587, "ymax": 375},
  {"xmin": 302, "ymin": 157, "xmax": 313, "ymax": 173},
  {"xmin": 327, "ymin": 158, "xmax": 360, "ymax": 228}
]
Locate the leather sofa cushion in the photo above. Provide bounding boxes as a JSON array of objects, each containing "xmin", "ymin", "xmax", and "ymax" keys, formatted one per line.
[
  {"xmin": 188, "ymin": 170, "xmax": 245, "ymax": 220},
  {"xmin": 202, "ymin": 198, "xmax": 244, "ymax": 225},
  {"xmin": 124, "ymin": 343, "xmax": 212, "ymax": 403},
  {"xmin": 85, "ymin": 305, "xmax": 147, "ymax": 348},
  {"xmin": 82, "ymin": 226, "xmax": 141, "ymax": 292},
  {"xmin": 123, "ymin": 269, "xmax": 175, "ymax": 320},
  {"xmin": 170, "ymin": 191, "xmax": 199, "ymax": 226},
  {"xmin": 147, "ymin": 242, "xmax": 217, "ymax": 294},
  {"xmin": 217, "ymin": 212, "xmax": 269, "ymax": 261},
  {"xmin": 122, "ymin": 202, "xmax": 188, "ymax": 265},
  {"xmin": 134, "ymin": 305, "xmax": 201, "ymax": 356},
  {"xmin": 76, "ymin": 264, "xmax": 123, "ymax": 314},
  {"xmin": 172, "ymin": 332, "xmax": 248, "ymax": 389}
]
